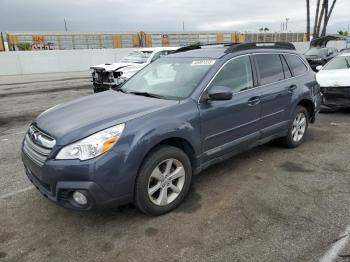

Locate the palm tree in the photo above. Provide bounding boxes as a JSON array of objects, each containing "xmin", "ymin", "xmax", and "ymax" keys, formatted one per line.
[
  {"xmin": 321, "ymin": 0, "xmax": 337, "ymax": 36},
  {"xmin": 313, "ymin": 0, "xmax": 337, "ymax": 38},
  {"xmin": 306, "ymin": 0, "xmax": 310, "ymax": 41},
  {"xmin": 313, "ymin": 0, "xmax": 321, "ymax": 38}
]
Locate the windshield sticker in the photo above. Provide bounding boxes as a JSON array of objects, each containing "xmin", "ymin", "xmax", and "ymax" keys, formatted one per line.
[{"xmin": 191, "ymin": 60, "xmax": 216, "ymax": 66}]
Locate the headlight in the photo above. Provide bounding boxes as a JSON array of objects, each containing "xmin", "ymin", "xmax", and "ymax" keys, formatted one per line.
[{"xmin": 56, "ymin": 124, "xmax": 125, "ymax": 160}]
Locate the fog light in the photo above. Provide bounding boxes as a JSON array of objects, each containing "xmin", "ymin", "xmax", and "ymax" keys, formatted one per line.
[{"xmin": 72, "ymin": 191, "xmax": 88, "ymax": 206}]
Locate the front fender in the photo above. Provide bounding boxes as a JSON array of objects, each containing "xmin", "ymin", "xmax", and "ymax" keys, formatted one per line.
[{"xmin": 111, "ymin": 100, "xmax": 201, "ymax": 193}]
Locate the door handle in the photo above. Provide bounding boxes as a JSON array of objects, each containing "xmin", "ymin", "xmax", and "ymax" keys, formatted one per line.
[
  {"xmin": 247, "ymin": 96, "xmax": 260, "ymax": 106},
  {"xmin": 287, "ymin": 85, "xmax": 297, "ymax": 91}
]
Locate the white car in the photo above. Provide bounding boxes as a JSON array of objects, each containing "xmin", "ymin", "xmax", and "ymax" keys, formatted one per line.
[
  {"xmin": 316, "ymin": 52, "xmax": 350, "ymax": 111},
  {"xmin": 90, "ymin": 47, "xmax": 178, "ymax": 93}
]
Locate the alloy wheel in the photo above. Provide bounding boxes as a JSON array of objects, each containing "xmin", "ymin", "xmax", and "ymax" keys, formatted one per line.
[
  {"xmin": 291, "ymin": 112, "xmax": 307, "ymax": 142},
  {"xmin": 147, "ymin": 158, "xmax": 186, "ymax": 206}
]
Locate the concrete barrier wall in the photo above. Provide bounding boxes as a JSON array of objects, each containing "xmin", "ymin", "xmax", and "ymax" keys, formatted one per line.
[
  {"xmin": 0, "ymin": 48, "xmax": 134, "ymax": 76},
  {"xmin": 0, "ymin": 43, "xmax": 310, "ymax": 76}
]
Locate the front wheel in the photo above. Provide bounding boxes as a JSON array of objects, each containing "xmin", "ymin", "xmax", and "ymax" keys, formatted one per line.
[
  {"xmin": 134, "ymin": 146, "xmax": 192, "ymax": 216},
  {"xmin": 281, "ymin": 106, "xmax": 309, "ymax": 148}
]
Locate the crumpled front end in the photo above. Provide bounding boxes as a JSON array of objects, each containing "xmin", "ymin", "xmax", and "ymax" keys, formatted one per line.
[
  {"xmin": 321, "ymin": 86, "xmax": 350, "ymax": 109},
  {"xmin": 90, "ymin": 63, "xmax": 144, "ymax": 92},
  {"xmin": 91, "ymin": 68, "xmax": 125, "ymax": 92}
]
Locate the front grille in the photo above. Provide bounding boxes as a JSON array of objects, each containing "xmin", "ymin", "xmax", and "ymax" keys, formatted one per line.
[{"xmin": 23, "ymin": 125, "xmax": 56, "ymax": 167}]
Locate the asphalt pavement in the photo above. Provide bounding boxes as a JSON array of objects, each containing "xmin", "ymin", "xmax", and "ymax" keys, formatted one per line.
[{"xmin": 0, "ymin": 72, "xmax": 349, "ymax": 262}]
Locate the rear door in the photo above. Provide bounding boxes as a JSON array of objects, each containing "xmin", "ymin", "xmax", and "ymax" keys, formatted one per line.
[
  {"xmin": 199, "ymin": 55, "xmax": 261, "ymax": 162},
  {"xmin": 253, "ymin": 53, "xmax": 294, "ymax": 139}
]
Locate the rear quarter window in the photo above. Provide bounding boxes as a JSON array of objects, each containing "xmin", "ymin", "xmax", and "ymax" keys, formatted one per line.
[{"xmin": 284, "ymin": 54, "xmax": 308, "ymax": 76}]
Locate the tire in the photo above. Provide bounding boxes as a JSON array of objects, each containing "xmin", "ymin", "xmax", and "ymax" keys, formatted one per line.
[
  {"xmin": 281, "ymin": 106, "xmax": 309, "ymax": 148},
  {"xmin": 134, "ymin": 145, "xmax": 192, "ymax": 216}
]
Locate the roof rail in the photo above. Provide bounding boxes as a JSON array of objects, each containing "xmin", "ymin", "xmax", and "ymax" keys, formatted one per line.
[
  {"xmin": 224, "ymin": 42, "xmax": 296, "ymax": 53},
  {"xmin": 173, "ymin": 42, "xmax": 236, "ymax": 53}
]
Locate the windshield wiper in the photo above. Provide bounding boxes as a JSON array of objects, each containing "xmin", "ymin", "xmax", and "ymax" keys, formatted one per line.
[
  {"xmin": 128, "ymin": 91, "xmax": 167, "ymax": 99},
  {"xmin": 114, "ymin": 87, "xmax": 127, "ymax": 93}
]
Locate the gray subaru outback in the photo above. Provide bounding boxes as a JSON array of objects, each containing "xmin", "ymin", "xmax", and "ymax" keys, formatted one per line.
[{"xmin": 22, "ymin": 42, "xmax": 321, "ymax": 215}]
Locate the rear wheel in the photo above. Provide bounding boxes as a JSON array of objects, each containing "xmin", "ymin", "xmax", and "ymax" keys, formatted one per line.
[
  {"xmin": 281, "ymin": 106, "xmax": 309, "ymax": 148},
  {"xmin": 134, "ymin": 146, "xmax": 192, "ymax": 216}
]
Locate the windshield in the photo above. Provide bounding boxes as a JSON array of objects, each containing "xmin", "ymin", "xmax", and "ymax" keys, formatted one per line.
[
  {"xmin": 323, "ymin": 56, "xmax": 350, "ymax": 70},
  {"xmin": 304, "ymin": 48, "xmax": 328, "ymax": 56},
  {"xmin": 121, "ymin": 58, "xmax": 216, "ymax": 99},
  {"xmin": 120, "ymin": 51, "xmax": 153, "ymax": 64}
]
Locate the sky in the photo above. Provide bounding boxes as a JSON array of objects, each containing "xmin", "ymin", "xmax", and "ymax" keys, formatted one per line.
[{"xmin": 0, "ymin": 0, "xmax": 349, "ymax": 33}]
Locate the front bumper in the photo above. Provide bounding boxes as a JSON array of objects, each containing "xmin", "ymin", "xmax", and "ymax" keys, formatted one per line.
[
  {"xmin": 22, "ymin": 148, "xmax": 135, "ymax": 210},
  {"xmin": 321, "ymin": 86, "xmax": 350, "ymax": 108}
]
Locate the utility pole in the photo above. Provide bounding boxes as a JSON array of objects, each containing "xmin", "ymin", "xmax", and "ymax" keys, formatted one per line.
[
  {"xmin": 64, "ymin": 18, "xmax": 68, "ymax": 32},
  {"xmin": 285, "ymin": 18, "xmax": 289, "ymax": 31},
  {"xmin": 182, "ymin": 21, "xmax": 185, "ymax": 32}
]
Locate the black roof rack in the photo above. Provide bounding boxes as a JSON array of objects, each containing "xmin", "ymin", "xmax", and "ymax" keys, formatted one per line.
[
  {"xmin": 225, "ymin": 42, "xmax": 296, "ymax": 53},
  {"xmin": 173, "ymin": 42, "xmax": 296, "ymax": 54},
  {"xmin": 173, "ymin": 42, "xmax": 236, "ymax": 53}
]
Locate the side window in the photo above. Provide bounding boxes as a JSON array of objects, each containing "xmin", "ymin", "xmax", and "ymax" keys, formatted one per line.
[
  {"xmin": 151, "ymin": 52, "xmax": 161, "ymax": 62},
  {"xmin": 255, "ymin": 54, "xmax": 284, "ymax": 85},
  {"xmin": 209, "ymin": 56, "xmax": 253, "ymax": 93},
  {"xmin": 284, "ymin": 54, "xmax": 308, "ymax": 76},
  {"xmin": 280, "ymin": 55, "xmax": 292, "ymax": 78}
]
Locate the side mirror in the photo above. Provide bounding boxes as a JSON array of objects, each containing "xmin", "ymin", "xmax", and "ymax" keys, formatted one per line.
[
  {"xmin": 207, "ymin": 86, "xmax": 233, "ymax": 101},
  {"xmin": 315, "ymin": 65, "xmax": 323, "ymax": 71}
]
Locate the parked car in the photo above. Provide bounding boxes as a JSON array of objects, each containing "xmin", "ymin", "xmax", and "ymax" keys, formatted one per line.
[
  {"xmin": 316, "ymin": 52, "xmax": 350, "ymax": 111},
  {"xmin": 22, "ymin": 42, "xmax": 320, "ymax": 216},
  {"xmin": 90, "ymin": 47, "xmax": 178, "ymax": 93},
  {"xmin": 304, "ymin": 47, "xmax": 338, "ymax": 71},
  {"xmin": 340, "ymin": 48, "xmax": 350, "ymax": 53}
]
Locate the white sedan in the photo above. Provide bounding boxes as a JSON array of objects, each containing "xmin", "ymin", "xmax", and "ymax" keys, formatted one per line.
[
  {"xmin": 316, "ymin": 52, "xmax": 350, "ymax": 111},
  {"xmin": 90, "ymin": 47, "xmax": 178, "ymax": 93}
]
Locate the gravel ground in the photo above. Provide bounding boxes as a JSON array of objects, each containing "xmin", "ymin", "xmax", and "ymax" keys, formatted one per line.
[{"xmin": 0, "ymin": 73, "xmax": 349, "ymax": 262}]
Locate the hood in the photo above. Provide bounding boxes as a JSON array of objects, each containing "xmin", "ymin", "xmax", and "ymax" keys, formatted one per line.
[
  {"xmin": 35, "ymin": 91, "xmax": 178, "ymax": 145},
  {"xmin": 316, "ymin": 69, "xmax": 350, "ymax": 87},
  {"xmin": 310, "ymin": 35, "xmax": 350, "ymax": 48},
  {"xmin": 90, "ymin": 62, "xmax": 139, "ymax": 72},
  {"xmin": 304, "ymin": 54, "xmax": 326, "ymax": 59}
]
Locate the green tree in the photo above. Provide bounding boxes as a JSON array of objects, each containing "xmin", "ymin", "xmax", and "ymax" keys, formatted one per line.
[{"xmin": 17, "ymin": 43, "xmax": 32, "ymax": 51}]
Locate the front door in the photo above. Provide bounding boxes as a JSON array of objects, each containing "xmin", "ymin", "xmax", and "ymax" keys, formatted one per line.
[{"xmin": 199, "ymin": 55, "xmax": 261, "ymax": 162}]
